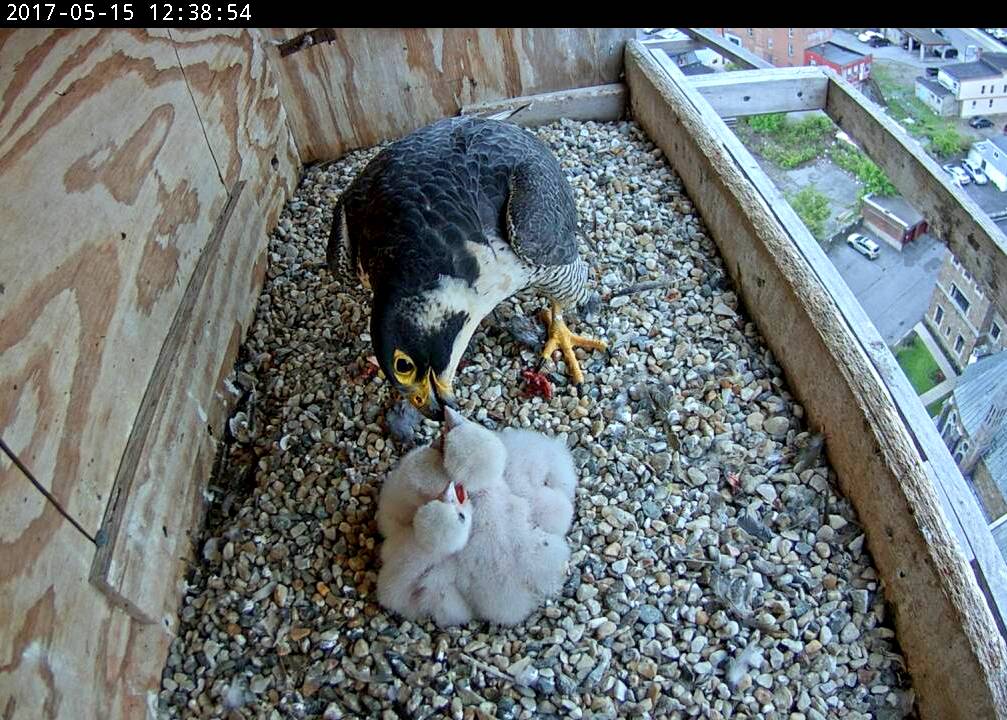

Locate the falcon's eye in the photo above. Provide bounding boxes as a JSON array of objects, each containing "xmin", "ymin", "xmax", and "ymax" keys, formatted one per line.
[{"xmin": 392, "ymin": 350, "xmax": 417, "ymax": 384}]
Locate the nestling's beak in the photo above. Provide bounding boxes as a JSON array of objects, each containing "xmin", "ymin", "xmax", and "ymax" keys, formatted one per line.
[{"xmin": 405, "ymin": 369, "xmax": 456, "ymax": 421}]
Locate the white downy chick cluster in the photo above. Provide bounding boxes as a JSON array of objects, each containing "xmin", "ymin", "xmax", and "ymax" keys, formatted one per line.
[{"xmin": 376, "ymin": 408, "xmax": 577, "ymax": 626}]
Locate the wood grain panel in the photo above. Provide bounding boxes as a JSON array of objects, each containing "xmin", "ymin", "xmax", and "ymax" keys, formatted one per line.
[
  {"xmin": 168, "ymin": 29, "xmax": 300, "ymax": 228},
  {"xmin": 0, "ymin": 29, "xmax": 227, "ymax": 547},
  {"xmin": 0, "ymin": 521, "xmax": 167, "ymax": 720},
  {"xmin": 260, "ymin": 27, "xmax": 635, "ymax": 162},
  {"xmin": 91, "ymin": 181, "xmax": 272, "ymax": 624}
]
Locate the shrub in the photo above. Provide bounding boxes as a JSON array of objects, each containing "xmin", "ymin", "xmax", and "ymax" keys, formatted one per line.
[
  {"xmin": 747, "ymin": 113, "xmax": 786, "ymax": 133},
  {"xmin": 830, "ymin": 145, "xmax": 897, "ymax": 198},
  {"xmin": 787, "ymin": 186, "xmax": 831, "ymax": 240}
]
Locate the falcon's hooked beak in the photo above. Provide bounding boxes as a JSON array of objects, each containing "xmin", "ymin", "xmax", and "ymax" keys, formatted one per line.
[{"xmin": 405, "ymin": 369, "xmax": 457, "ymax": 421}]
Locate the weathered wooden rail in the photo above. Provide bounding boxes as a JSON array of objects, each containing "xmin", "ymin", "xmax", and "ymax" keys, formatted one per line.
[{"xmin": 636, "ymin": 33, "xmax": 1007, "ymax": 719}]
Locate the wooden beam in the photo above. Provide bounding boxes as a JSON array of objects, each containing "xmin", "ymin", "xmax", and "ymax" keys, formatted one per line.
[
  {"xmin": 677, "ymin": 27, "xmax": 773, "ymax": 69},
  {"xmin": 682, "ymin": 65, "xmax": 829, "ymax": 117},
  {"xmin": 460, "ymin": 84, "xmax": 626, "ymax": 126},
  {"xmin": 824, "ymin": 73, "xmax": 1007, "ymax": 319},
  {"xmin": 626, "ymin": 39, "xmax": 1007, "ymax": 720}
]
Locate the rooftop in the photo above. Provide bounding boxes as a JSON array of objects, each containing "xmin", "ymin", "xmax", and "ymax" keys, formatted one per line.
[
  {"xmin": 678, "ymin": 62, "xmax": 716, "ymax": 76},
  {"xmin": 981, "ymin": 53, "xmax": 1007, "ymax": 73},
  {"xmin": 902, "ymin": 28, "xmax": 951, "ymax": 46},
  {"xmin": 916, "ymin": 76, "xmax": 955, "ymax": 98},
  {"xmin": 806, "ymin": 41, "xmax": 868, "ymax": 67},
  {"xmin": 952, "ymin": 351, "xmax": 1007, "ymax": 438},
  {"xmin": 864, "ymin": 193, "xmax": 925, "ymax": 227},
  {"xmin": 942, "ymin": 61, "xmax": 1002, "ymax": 82}
]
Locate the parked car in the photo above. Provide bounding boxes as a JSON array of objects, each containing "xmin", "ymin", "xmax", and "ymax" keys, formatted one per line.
[
  {"xmin": 847, "ymin": 233, "xmax": 880, "ymax": 260},
  {"xmin": 943, "ymin": 164, "xmax": 971, "ymax": 186},
  {"xmin": 869, "ymin": 36, "xmax": 891, "ymax": 48},
  {"xmin": 970, "ymin": 116, "xmax": 993, "ymax": 129},
  {"xmin": 858, "ymin": 30, "xmax": 884, "ymax": 43},
  {"xmin": 962, "ymin": 159, "xmax": 989, "ymax": 185},
  {"xmin": 926, "ymin": 66, "xmax": 940, "ymax": 77},
  {"xmin": 944, "ymin": 48, "xmax": 959, "ymax": 59}
]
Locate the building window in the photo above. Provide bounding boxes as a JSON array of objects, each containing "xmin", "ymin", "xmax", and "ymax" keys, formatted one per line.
[
  {"xmin": 788, "ymin": 43, "xmax": 793, "ymax": 57},
  {"xmin": 992, "ymin": 322, "xmax": 1002, "ymax": 341},
  {"xmin": 935, "ymin": 305, "xmax": 945, "ymax": 326},
  {"xmin": 748, "ymin": 28, "xmax": 754, "ymax": 37},
  {"xmin": 950, "ymin": 283, "xmax": 970, "ymax": 313},
  {"xmin": 955, "ymin": 335, "xmax": 965, "ymax": 353},
  {"xmin": 768, "ymin": 37, "xmax": 774, "ymax": 49},
  {"xmin": 788, "ymin": 28, "xmax": 793, "ymax": 38},
  {"xmin": 945, "ymin": 326, "xmax": 951, "ymax": 337},
  {"xmin": 991, "ymin": 99, "xmax": 995, "ymax": 108},
  {"xmin": 972, "ymin": 100, "xmax": 977, "ymax": 108},
  {"xmin": 981, "ymin": 85, "xmax": 986, "ymax": 94}
]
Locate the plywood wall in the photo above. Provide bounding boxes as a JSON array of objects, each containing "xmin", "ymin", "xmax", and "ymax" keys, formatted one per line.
[
  {"xmin": 0, "ymin": 29, "xmax": 299, "ymax": 717},
  {"xmin": 262, "ymin": 27, "xmax": 636, "ymax": 162},
  {"xmin": 0, "ymin": 27, "xmax": 628, "ymax": 718}
]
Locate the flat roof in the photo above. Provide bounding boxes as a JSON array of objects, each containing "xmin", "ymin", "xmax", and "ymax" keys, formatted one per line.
[
  {"xmin": 916, "ymin": 76, "xmax": 955, "ymax": 98},
  {"xmin": 678, "ymin": 62, "xmax": 716, "ymax": 76},
  {"xmin": 806, "ymin": 42, "xmax": 867, "ymax": 67},
  {"xmin": 982, "ymin": 53, "xmax": 1007, "ymax": 73},
  {"xmin": 902, "ymin": 28, "xmax": 951, "ymax": 46},
  {"xmin": 863, "ymin": 193, "xmax": 925, "ymax": 227},
  {"xmin": 942, "ymin": 61, "xmax": 1001, "ymax": 81}
]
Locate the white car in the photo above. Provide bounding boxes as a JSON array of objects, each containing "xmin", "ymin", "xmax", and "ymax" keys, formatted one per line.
[
  {"xmin": 858, "ymin": 30, "xmax": 884, "ymax": 43},
  {"xmin": 962, "ymin": 159, "xmax": 989, "ymax": 185},
  {"xmin": 942, "ymin": 164, "xmax": 971, "ymax": 186},
  {"xmin": 847, "ymin": 233, "xmax": 880, "ymax": 260}
]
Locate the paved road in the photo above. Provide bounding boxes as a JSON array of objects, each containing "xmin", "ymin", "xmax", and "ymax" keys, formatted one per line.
[
  {"xmin": 955, "ymin": 27, "xmax": 1007, "ymax": 54},
  {"xmin": 827, "ymin": 231, "xmax": 948, "ymax": 345}
]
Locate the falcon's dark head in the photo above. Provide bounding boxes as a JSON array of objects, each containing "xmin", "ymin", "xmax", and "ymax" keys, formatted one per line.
[{"xmin": 371, "ymin": 289, "xmax": 469, "ymax": 421}]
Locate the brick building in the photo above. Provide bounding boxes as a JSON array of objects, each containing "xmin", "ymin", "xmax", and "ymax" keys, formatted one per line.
[
  {"xmin": 860, "ymin": 193, "xmax": 927, "ymax": 250},
  {"xmin": 925, "ymin": 253, "xmax": 1006, "ymax": 370},
  {"xmin": 718, "ymin": 28, "xmax": 832, "ymax": 68},
  {"xmin": 805, "ymin": 42, "xmax": 872, "ymax": 86}
]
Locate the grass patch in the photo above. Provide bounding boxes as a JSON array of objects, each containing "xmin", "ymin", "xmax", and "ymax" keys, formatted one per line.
[
  {"xmin": 927, "ymin": 396, "xmax": 948, "ymax": 418},
  {"xmin": 895, "ymin": 333, "xmax": 945, "ymax": 396},
  {"xmin": 786, "ymin": 186, "xmax": 831, "ymax": 240},
  {"xmin": 740, "ymin": 112, "xmax": 834, "ymax": 169},
  {"xmin": 872, "ymin": 63, "xmax": 970, "ymax": 158},
  {"xmin": 828, "ymin": 144, "xmax": 897, "ymax": 200}
]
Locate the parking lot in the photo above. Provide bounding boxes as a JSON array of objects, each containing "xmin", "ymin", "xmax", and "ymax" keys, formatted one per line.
[{"xmin": 827, "ymin": 230, "xmax": 948, "ymax": 345}]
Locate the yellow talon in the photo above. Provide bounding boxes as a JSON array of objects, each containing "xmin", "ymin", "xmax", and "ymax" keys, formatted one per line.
[{"xmin": 539, "ymin": 303, "xmax": 606, "ymax": 385}]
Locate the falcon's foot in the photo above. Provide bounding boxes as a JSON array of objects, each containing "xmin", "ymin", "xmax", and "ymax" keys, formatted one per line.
[{"xmin": 539, "ymin": 303, "xmax": 606, "ymax": 385}]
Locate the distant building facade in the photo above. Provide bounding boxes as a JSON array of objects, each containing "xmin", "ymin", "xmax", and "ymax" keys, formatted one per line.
[
  {"xmin": 925, "ymin": 254, "xmax": 1006, "ymax": 370},
  {"xmin": 968, "ymin": 136, "xmax": 1007, "ymax": 192},
  {"xmin": 718, "ymin": 28, "xmax": 832, "ymax": 68},
  {"xmin": 860, "ymin": 193, "xmax": 927, "ymax": 250},
  {"xmin": 805, "ymin": 42, "xmax": 872, "ymax": 85},
  {"xmin": 935, "ymin": 351, "xmax": 1007, "ymax": 522},
  {"xmin": 936, "ymin": 53, "xmax": 1007, "ymax": 118},
  {"xmin": 915, "ymin": 76, "xmax": 958, "ymax": 117}
]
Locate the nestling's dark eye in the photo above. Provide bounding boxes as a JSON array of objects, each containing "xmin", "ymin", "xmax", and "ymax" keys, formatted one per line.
[{"xmin": 395, "ymin": 357, "xmax": 414, "ymax": 374}]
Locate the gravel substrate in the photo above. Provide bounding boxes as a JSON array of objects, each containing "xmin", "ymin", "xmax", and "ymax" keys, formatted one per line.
[{"xmin": 158, "ymin": 119, "xmax": 916, "ymax": 719}]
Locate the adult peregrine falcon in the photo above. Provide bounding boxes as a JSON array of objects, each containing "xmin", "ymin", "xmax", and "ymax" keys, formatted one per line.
[{"xmin": 328, "ymin": 116, "xmax": 605, "ymax": 419}]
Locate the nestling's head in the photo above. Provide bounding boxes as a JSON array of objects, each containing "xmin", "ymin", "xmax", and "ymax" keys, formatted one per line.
[
  {"xmin": 372, "ymin": 290, "xmax": 470, "ymax": 421},
  {"xmin": 440, "ymin": 407, "xmax": 507, "ymax": 491},
  {"xmin": 413, "ymin": 480, "xmax": 472, "ymax": 555}
]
